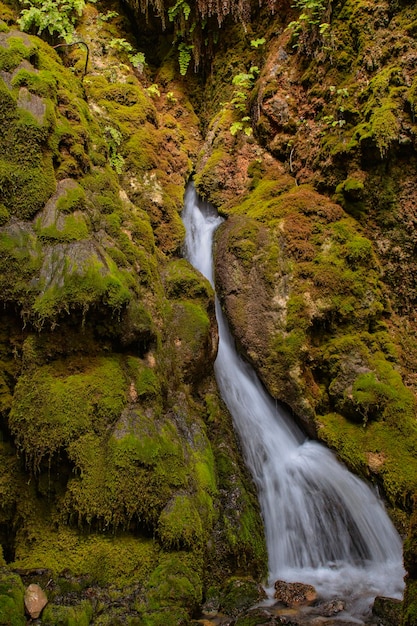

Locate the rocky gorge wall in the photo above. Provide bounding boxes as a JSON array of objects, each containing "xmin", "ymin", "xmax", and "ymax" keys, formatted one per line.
[{"xmin": 1, "ymin": 0, "xmax": 417, "ymax": 622}]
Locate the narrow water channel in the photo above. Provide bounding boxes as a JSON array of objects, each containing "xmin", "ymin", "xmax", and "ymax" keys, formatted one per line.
[{"xmin": 182, "ymin": 183, "xmax": 404, "ymax": 622}]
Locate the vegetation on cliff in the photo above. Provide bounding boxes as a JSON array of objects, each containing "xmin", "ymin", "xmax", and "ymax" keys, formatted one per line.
[
  {"xmin": 0, "ymin": 1, "xmax": 267, "ymax": 623},
  {"xmin": 1, "ymin": 0, "xmax": 417, "ymax": 621}
]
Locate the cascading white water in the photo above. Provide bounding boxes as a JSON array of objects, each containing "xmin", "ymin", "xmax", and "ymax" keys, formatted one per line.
[{"xmin": 182, "ymin": 183, "xmax": 405, "ymax": 621}]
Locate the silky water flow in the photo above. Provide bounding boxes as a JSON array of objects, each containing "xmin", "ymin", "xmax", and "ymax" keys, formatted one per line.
[{"xmin": 182, "ymin": 183, "xmax": 405, "ymax": 621}]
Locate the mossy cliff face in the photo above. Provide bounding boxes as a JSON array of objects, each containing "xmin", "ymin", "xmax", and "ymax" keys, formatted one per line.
[
  {"xmin": 188, "ymin": 0, "xmax": 417, "ymax": 518},
  {"xmin": 185, "ymin": 0, "xmax": 417, "ymax": 619},
  {"xmin": 0, "ymin": 2, "xmax": 267, "ymax": 623}
]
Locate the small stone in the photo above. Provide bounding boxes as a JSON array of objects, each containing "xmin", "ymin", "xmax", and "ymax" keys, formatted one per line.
[
  {"xmin": 318, "ymin": 598, "xmax": 345, "ymax": 616},
  {"xmin": 24, "ymin": 583, "xmax": 48, "ymax": 619},
  {"xmin": 274, "ymin": 580, "xmax": 317, "ymax": 606}
]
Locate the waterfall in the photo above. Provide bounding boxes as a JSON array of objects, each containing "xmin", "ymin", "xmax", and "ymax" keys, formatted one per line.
[{"xmin": 182, "ymin": 183, "xmax": 405, "ymax": 621}]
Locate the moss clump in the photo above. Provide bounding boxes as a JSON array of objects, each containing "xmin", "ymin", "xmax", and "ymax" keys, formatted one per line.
[
  {"xmin": 144, "ymin": 553, "xmax": 202, "ymax": 615},
  {"xmin": 158, "ymin": 494, "xmax": 204, "ymax": 550},
  {"xmin": 0, "ymin": 204, "xmax": 9, "ymax": 225},
  {"xmin": 41, "ymin": 601, "xmax": 93, "ymax": 626},
  {"xmin": 370, "ymin": 105, "xmax": 400, "ymax": 158},
  {"xmin": 11, "ymin": 68, "xmax": 56, "ymax": 99},
  {"xmin": 62, "ymin": 414, "xmax": 193, "ymax": 529},
  {"xmin": 202, "ymin": 392, "xmax": 267, "ymax": 582},
  {"xmin": 165, "ymin": 300, "xmax": 213, "ymax": 384},
  {"xmin": 13, "ymin": 525, "xmax": 159, "ymax": 588},
  {"xmin": 0, "ymin": 33, "xmax": 38, "ymax": 72},
  {"xmin": 0, "ymin": 569, "xmax": 25, "ymax": 626},
  {"xmin": 334, "ymin": 178, "xmax": 365, "ymax": 218},
  {"xmin": 194, "ymin": 147, "xmax": 230, "ymax": 204},
  {"xmin": 56, "ymin": 184, "xmax": 86, "ymax": 213},
  {"xmin": 32, "ymin": 255, "xmax": 131, "ymax": 326},
  {"xmin": 163, "ymin": 258, "xmax": 214, "ymax": 307},
  {"xmin": 403, "ymin": 579, "xmax": 417, "ymax": 626},
  {"xmin": 9, "ymin": 355, "xmax": 128, "ymax": 470},
  {"xmin": 219, "ymin": 577, "xmax": 265, "ymax": 617},
  {"xmin": 36, "ymin": 212, "xmax": 89, "ymax": 241}
]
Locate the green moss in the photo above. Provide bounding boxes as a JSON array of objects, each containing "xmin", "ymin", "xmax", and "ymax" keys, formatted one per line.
[
  {"xmin": 0, "ymin": 34, "xmax": 38, "ymax": 72},
  {"xmin": 318, "ymin": 410, "xmax": 417, "ymax": 505},
  {"xmin": 145, "ymin": 553, "xmax": 202, "ymax": 613},
  {"xmin": 194, "ymin": 147, "xmax": 230, "ymax": 203},
  {"xmin": 334, "ymin": 178, "xmax": 365, "ymax": 218},
  {"xmin": 158, "ymin": 494, "xmax": 204, "ymax": 550},
  {"xmin": 13, "ymin": 524, "xmax": 159, "ymax": 587},
  {"xmin": 0, "ymin": 228, "xmax": 42, "ymax": 310},
  {"xmin": 36, "ymin": 212, "xmax": 89, "ymax": 241},
  {"xmin": 9, "ymin": 355, "xmax": 128, "ymax": 470},
  {"xmin": 403, "ymin": 579, "xmax": 417, "ymax": 626},
  {"xmin": 163, "ymin": 259, "xmax": 214, "ymax": 305},
  {"xmin": 0, "ymin": 156, "xmax": 56, "ymax": 220},
  {"xmin": 203, "ymin": 393, "xmax": 267, "ymax": 581},
  {"xmin": 127, "ymin": 358, "xmax": 160, "ymax": 398},
  {"xmin": 42, "ymin": 601, "xmax": 93, "ymax": 626},
  {"xmin": 0, "ymin": 569, "xmax": 25, "ymax": 626},
  {"xmin": 404, "ymin": 507, "xmax": 417, "ymax": 578},
  {"xmin": 219, "ymin": 577, "xmax": 264, "ymax": 617},
  {"xmin": 351, "ymin": 360, "xmax": 416, "ymax": 427},
  {"xmin": 345, "ymin": 235, "xmax": 373, "ymax": 265},
  {"xmin": 0, "ymin": 72, "xmax": 57, "ymax": 220},
  {"xmin": 370, "ymin": 105, "xmax": 400, "ymax": 158},
  {"xmin": 123, "ymin": 125, "xmax": 159, "ymax": 171},
  {"xmin": 0, "ymin": 442, "xmax": 24, "ymax": 529},
  {"xmin": 56, "ymin": 184, "xmax": 86, "ymax": 213},
  {"xmin": 0, "ymin": 203, "xmax": 9, "ymax": 225},
  {"xmin": 62, "ymin": 411, "xmax": 192, "ymax": 529},
  {"xmin": 84, "ymin": 77, "xmax": 157, "ymax": 131},
  {"xmin": 32, "ymin": 255, "xmax": 131, "ymax": 325},
  {"xmin": 11, "ymin": 68, "xmax": 57, "ymax": 99}
]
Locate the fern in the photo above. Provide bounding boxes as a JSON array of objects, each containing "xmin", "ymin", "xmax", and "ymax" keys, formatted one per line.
[
  {"xmin": 178, "ymin": 42, "xmax": 193, "ymax": 75},
  {"xmin": 18, "ymin": 0, "xmax": 85, "ymax": 42},
  {"xmin": 168, "ymin": 0, "xmax": 191, "ymax": 22}
]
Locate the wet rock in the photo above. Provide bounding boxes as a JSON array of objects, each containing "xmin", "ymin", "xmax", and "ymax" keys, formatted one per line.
[
  {"xmin": 219, "ymin": 577, "xmax": 267, "ymax": 617},
  {"xmin": 24, "ymin": 583, "xmax": 48, "ymax": 618},
  {"xmin": 263, "ymin": 94, "xmax": 290, "ymax": 127},
  {"xmin": 371, "ymin": 595, "xmax": 402, "ymax": 625},
  {"xmin": 274, "ymin": 581, "xmax": 317, "ymax": 606},
  {"xmin": 234, "ymin": 606, "xmax": 281, "ymax": 624},
  {"xmin": 315, "ymin": 598, "xmax": 345, "ymax": 616}
]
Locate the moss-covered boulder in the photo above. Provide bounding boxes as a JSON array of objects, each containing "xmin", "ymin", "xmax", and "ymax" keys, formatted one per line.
[{"xmin": 0, "ymin": 569, "xmax": 25, "ymax": 626}]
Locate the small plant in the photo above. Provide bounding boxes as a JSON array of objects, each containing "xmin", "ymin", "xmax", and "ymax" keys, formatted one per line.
[
  {"xmin": 97, "ymin": 10, "xmax": 118, "ymax": 22},
  {"xmin": 325, "ymin": 86, "xmax": 349, "ymax": 129},
  {"xmin": 177, "ymin": 41, "xmax": 193, "ymax": 75},
  {"xmin": 104, "ymin": 125, "xmax": 124, "ymax": 174},
  {"xmin": 287, "ymin": 0, "xmax": 330, "ymax": 54},
  {"xmin": 18, "ymin": 0, "xmax": 85, "ymax": 43},
  {"xmin": 167, "ymin": 91, "xmax": 177, "ymax": 104},
  {"xmin": 168, "ymin": 0, "xmax": 191, "ymax": 22},
  {"xmin": 250, "ymin": 37, "xmax": 266, "ymax": 48},
  {"xmin": 229, "ymin": 66, "xmax": 259, "ymax": 137},
  {"xmin": 146, "ymin": 83, "xmax": 160, "ymax": 99},
  {"xmin": 232, "ymin": 66, "xmax": 259, "ymax": 89},
  {"xmin": 230, "ymin": 118, "xmax": 253, "ymax": 136},
  {"xmin": 108, "ymin": 38, "xmax": 146, "ymax": 71}
]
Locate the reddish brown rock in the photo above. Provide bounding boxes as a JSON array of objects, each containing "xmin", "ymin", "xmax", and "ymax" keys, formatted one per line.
[{"xmin": 274, "ymin": 580, "xmax": 317, "ymax": 606}]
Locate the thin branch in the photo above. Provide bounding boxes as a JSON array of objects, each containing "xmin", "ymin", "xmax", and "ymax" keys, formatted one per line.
[{"xmin": 53, "ymin": 40, "xmax": 90, "ymax": 78}]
